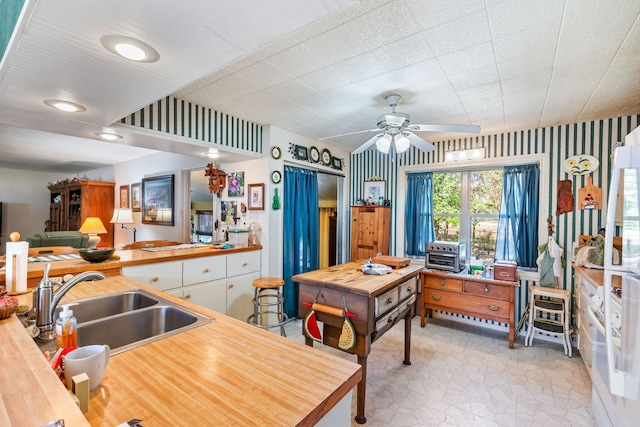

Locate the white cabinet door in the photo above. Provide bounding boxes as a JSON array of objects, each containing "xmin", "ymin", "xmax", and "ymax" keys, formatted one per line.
[
  {"xmin": 226, "ymin": 272, "xmax": 260, "ymax": 322},
  {"xmin": 184, "ymin": 279, "xmax": 227, "ymax": 314},
  {"xmin": 183, "ymin": 256, "xmax": 226, "ymax": 286},
  {"xmin": 227, "ymin": 251, "xmax": 260, "ymax": 277},
  {"xmin": 122, "ymin": 261, "xmax": 182, "ymax": 291},
  {"xmin": 164, "ymin": 288, "xmax": 184, "ymax": 299}
]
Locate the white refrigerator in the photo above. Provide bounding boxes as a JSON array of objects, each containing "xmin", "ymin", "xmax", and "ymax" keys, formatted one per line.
[{"xmin": 595, "ymin": 130, "xmax": 640, "ymax": 426}]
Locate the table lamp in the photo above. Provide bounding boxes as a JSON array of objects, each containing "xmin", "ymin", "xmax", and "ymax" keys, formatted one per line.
[
  {"xmin": 110, "ymin": 208, "xmax": 136, "ymax": 242},
  {"xmin": 79, "ymin": 217, "xmax": 107, "ymax": 249}
]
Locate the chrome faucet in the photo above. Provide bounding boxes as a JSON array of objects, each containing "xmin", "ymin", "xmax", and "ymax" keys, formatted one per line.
[{"xmin": 32, "ymin": 263, "xmax": 105, "ymax": 341}]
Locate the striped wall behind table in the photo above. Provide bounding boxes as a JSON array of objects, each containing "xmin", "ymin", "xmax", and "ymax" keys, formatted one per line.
[
  {"xmin": 121, "ymin": 96, "xmax": 262, "ymax": 154},
  {"xmin": 350, "ymin": 113, "xmax": 640, "ymax": 335}
]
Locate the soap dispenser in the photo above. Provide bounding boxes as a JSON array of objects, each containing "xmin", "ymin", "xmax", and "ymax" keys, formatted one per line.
[{"xmin": 55, "ymin": 303, "xmax": 78, "ymax": 351}]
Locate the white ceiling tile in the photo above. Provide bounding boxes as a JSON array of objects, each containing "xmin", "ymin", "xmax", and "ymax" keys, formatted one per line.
[
  {"xmin": 423, "ymin": 10, "xmax": 491, "ymax": 56},
  {"xmin": 496, "ymin": 50, "xmax": 555, "ymax": 80},
  {"xmin": 372, "ymin": 33, "xmax": 435, "ymax": 71},
  {"xmin": 298, "ymin": 66, "xmax": 351, "ymax": 92},
  {"xmin": 467, "ymin": 106, "xmax": 505, "ymax": 122},
  {"xmin": 501, "ymin": 68, "xmax": 553, "ymax": 96},
  {"xmin": 493, "ymin": 28, "xmax": 559, "ymax": 66},
  {"xmin": 457, "ymin": 82, "xmax": 502, "ymax": 103},
  {"xmin": 487, "ymin": 0, "xmax": 565, "ymax": 39},
  {"xmin": 437, "ymin": 41, "xmax": 495, "ymax": 76},
  {"xmin": 463, "ymin": 96, "xmax": 504, "ymax": 114},
  {"xmin": 406, "ymin": 0, "xmax": 486, "ymax": 30},
  {"xmin": 391, "ymin": 58, "xmax": 447, "ymax": 88},
  {"xmin": 237, "ymin": 61, "xmax": 291, "ymax": 88},
  {"xmin": 266, "ymin": 44, "xmax": 328, "ymax": 78},
  {"xmin": 447, "ymin": 63, "xmax": 500, "ymax": 91},
  {"xmin": 332, "ymin": 52, "xmax": 390, "ymax": 83},
  {"xmin": 270, "ymin": 79, "xmax": 318, "ymax": 101},
  {"xmin": 349, "ymin": 1, "xmax": 420, "ymax": 50},
  {"xmin": 301, "ymin": 23, "xmax": 369, "ymax": 64}
]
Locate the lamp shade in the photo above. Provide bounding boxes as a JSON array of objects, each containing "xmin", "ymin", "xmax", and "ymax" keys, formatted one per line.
[
  {"xmin": 395, "ymin": 136, "xmax": 411, "ymax": 153},
  {"xmin": 375, "ymin": 135, "xmax": 391, "ymax": 154},
  {"xmin": 79, "ymin": 217, "xmax": 107, "ymax": 234},
  {"xmin": 110, "ymin": 208, "xmax": 134, "ymax": 224}
]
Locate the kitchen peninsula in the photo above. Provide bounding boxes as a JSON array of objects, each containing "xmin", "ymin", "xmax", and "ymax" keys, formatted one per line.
[{"xmin": 0, "ymin": 276, "xmax": 362, "ymax": 426}]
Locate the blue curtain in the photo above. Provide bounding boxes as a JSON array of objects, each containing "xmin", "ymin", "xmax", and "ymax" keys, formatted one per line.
[
  {"xmin": 405, "ymin": 172, "xmax": 436, "ymax": 256},
  {"xmin": 283, "ymin": 166, "xmax": 319, "ymax": 318},
  {"xmin": 495, "ymin": 164, "xmax": 540, "ymax": 268}
]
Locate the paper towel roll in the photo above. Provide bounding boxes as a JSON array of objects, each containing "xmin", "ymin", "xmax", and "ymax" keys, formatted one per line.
[{"xmin": 6, "ymin": 240, "xmax": 28, "ymax": 294}]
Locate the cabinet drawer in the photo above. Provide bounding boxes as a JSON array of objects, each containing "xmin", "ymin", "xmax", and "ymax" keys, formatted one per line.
[
  {"xmin": 398, "ymin": 277, "xmax": 417, "ymax": 301},
  {"xmin": 375, "ymin": 287, "xmax": 399, "ymax": 317},
  {"xmin": 375, "ymin": 307, "xmax": 399, "ymax": 332},
  {"xmin": 424, "ymin": 275, "xmax": 463, "ymax": 292},
  {"xmin": 122, "ymin": 261, "xmax": 182, "ymax": 291},
  {"xmin": 423, "ymin": 289, "xmax": 510, "ymax": 321},
  {"xmin": 464, "ymin": 280, "xmax": 510, "ymax": 300},
  {"xmin": 183, "ymin": 256, "xmax": 226, "ymax": 286},
  {"xmin": 227, "ymin": 251, "xmax": 261, "ymax": 277},
  {"xmin": 398, "ymin": 294, "xmax": 416, "ymax": 315},
  {"xmin": 577, "ymin": 324, "xmax": 593, "ymax": 375}
]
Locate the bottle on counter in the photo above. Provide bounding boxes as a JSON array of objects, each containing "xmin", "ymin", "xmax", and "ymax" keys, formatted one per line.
[{"xmin": 55, "ymin": 303, "xmax": 78, "ymax": 351}]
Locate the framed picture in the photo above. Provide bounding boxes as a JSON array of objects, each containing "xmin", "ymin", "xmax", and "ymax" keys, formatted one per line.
[
  {"xmin": 119, "ymin": 185, "xmax": 130, "ymax": 208},
  {"xmin": 248, "ymin": 183, "xmax": 265, "ymax": 210},
  {"xmin": 332, "ymin": 157, "xmax": 343, "ymax": 170},
  {"xmin": 130, "ymin": 182, "xmax": 141, "ymax": 212},
  {"xmin": 142, "ymin": 174, "xmax": 174, "ymax": 225},
  {"xmin": 363, "ymin": 180, "xmax": 386, "ymax": 201},
  {"xmin": 227, "ymin": 172, "xmax": 245, "ymax": 197},
  {"xmin": 221, "ymin": 201, "xmax": 238, "ymax": 224},
  {"xmin": 294, "ymin": 145, "xmax": 308, "ymax": 161}
]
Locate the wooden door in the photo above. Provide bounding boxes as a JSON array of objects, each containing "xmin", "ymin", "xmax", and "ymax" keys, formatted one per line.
[{"xmin": 350, "ymin": 206, "xmax": 390, "ymax": 261}]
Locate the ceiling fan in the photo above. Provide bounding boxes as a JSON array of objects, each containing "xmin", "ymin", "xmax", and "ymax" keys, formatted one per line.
[{"xmin": 320, "ymin": 94, "xmax": 481, "ymax": 154}]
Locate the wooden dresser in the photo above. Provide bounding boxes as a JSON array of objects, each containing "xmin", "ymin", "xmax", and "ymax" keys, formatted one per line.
[{"xmin": 420, "ymin": 269, "xmax": 519, "ymax": 348}]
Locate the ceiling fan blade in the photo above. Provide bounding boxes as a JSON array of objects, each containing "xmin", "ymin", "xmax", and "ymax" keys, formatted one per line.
[
  {"xmin": 404, "ymin": 131, "xmax": 436, "ymax": 153},
  {"xmin": 409, "ymin": 123, "xmax": 481, "ymax": 134},
  {"xmin": 318, "ymin": 128, "xmax": 380, "ymax": 140},
  {"xmin": 352, "ymin": 133, "xmax": 383, "ymax": 155}
]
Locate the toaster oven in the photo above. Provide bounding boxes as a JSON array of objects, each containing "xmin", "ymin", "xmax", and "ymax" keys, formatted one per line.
[{"xmin": 425, "ymin": 241, "xmax": 466, "ymax": 272}]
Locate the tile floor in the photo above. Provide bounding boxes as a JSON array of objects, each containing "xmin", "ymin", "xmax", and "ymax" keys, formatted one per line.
[{"xmin": 283, "ymin": 316, "xmax": 594, "ymax": 427}]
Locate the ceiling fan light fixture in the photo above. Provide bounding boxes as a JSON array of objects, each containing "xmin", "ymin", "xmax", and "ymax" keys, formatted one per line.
[
  {"xmin": 395, "ymin": 136, "xmax": 411, "ymax": 153},
  {"xmin": 376, "ymin": 135, "xmax": 391, "ymax": 154}
]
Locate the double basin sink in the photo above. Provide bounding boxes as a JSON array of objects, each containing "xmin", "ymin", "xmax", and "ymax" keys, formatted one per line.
[{"xmin": 54, "ymin": 289, "xmax": 212, "ymax": 355}]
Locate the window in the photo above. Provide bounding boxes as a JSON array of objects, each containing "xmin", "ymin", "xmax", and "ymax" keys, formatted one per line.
[
  {"xmin": 432, "ymin": 169, "xmax": 504, "ymax": 261},
  {"xmin": 194, "ymin": 210, "xmax": 213, "ymax": 243}
]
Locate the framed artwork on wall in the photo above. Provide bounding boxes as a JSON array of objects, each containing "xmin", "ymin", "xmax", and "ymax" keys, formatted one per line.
[
  {"xmin": 363, "ymin": 180, "xmax": 386, "ymax": 202},
  {"xmin": 248, "ymin": 183, "xmax": 265, "ymax": 210},
  {"xmin": 130, "ymin": 182, "xmax": 141, "ymax": 212},
  {"xmin": 227, "ymin": 172, "xmax": 245, "ymax": 197},
  {"xmin": 142, "ymin": 174, "xmax": 174, "ymax": 226},
  {"xmin": 119, "ymin": 185, "xmax": 130, "ymax": 208}
]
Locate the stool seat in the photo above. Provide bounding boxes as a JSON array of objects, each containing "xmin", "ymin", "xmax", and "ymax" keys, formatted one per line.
[
  {"xmin": 247, "ymin": 277, "xmax": 288, "ymax": 336},
  {"xmin": 252, "ymin": 277, "xmax": 285, "ymax": 289}
]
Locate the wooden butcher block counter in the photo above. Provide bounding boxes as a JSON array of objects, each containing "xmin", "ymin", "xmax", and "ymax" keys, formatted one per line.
[
  {"xmin": 0, "ymin": 276, "xmax": 361, "ymax": 426},
  {"xmin": 294, "ymin": 262, "xmax": 421, "ymax": 424},
  {"xmin": 0, "ymin": 245, "xmax": 261, "ymax": 287}
]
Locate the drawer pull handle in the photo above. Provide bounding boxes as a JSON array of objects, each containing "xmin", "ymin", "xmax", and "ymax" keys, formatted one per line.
[
  {"xmin": 203, "ymin": 268, "xmax": 209, "ymax": 273},
  {"xmin": 387, "ymin": 316, "xmax": 394, "ymax": 324},
  {"xmin": 242, "ymin": 262, "xmax": 248, "ymax": 267},
  {"xmin": 185, "ymin": 293, "xmax": 191, "ymax": 299},
  {"xmin": 151, "ymin": 277, "xmax": 159, "ymax": 282},
  {"xmin": 406, "ymin": 286, "xmax": 412, "ymax": 293},
  {"xmin": 228, "ymin": 283, "xmax": 234, "ymax": 289},
  {"xmin": 484, "ymin": 285, "xmax": 489, "ymax": 292},
  {"xmin": 588, "ymin": 322, "xmax": 593, "ymax": 327},
  {"xmin": 488, "ymin": 305, "xmax": 500, "ymax": 311},
  {"xmin": 432, "ymin": 295, "xmax": 441, "ymax": 301},
  {"xmin": 440, "ymin": 280, "xmax": 445, "ymax": 286},
  {"xmin": 387, "ymin": 298, "xmax": 393, "ymax": 304}
]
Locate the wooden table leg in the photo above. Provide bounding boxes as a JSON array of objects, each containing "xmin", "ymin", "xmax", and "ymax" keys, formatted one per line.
[
  {"xmin": 355, "ymin": 354, "xmax": 367, "ymax": 424},
  {"xmin": 508, "ymin": 322, "xmax": 514, "ymax": 349},
  {"xmin": 403, "ymin": 312, "xmax": 412, "ymax": 366}
]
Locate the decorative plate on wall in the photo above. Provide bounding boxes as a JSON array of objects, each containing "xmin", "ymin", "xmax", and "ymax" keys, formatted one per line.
[
  {"xmin": 321, "ymin": 148, "xmax": 332, "ymax": 166},
  {"xmin": 309, "ymin": 146, "xmax": 320, "ymax": 163},
  {"xmin": 563, "ymin": 154, "xmax": 599, "ymax": 175},
  {"xmin": 270, "ymin": 146, "xmax": 282, "ymax": 160},
  {"xmin": 271, "ymin": 170, "xmax": 282, "ymax": 184}
]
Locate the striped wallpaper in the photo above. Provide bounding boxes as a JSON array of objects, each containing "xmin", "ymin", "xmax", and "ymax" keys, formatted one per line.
[
  {"xmin": 350, "ymin": 113, "xmax": 640, "ymax": 330},
  {"xmin": 121, "ymin": 96, "xmax": 263, "ymax": 154}
]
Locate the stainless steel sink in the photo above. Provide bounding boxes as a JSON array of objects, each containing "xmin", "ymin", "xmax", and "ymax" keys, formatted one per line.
[
  {"xmin": 54, "ymin": 289, "xmax": 159, "ymax": 323},
  {"xmin": 55, "ymin": 289, "xmax": 212, "ymax": 355}
]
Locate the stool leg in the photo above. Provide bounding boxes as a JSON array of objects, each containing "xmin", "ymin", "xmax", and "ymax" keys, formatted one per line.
[{"xmin": 277, "ymin": 287, "xmax": 286, "ymax": 337}]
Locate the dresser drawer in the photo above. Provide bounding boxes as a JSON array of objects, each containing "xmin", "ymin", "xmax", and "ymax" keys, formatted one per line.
[
  {"xmin": 122, "ymin": 261, "xmax": 182, "ymax": 291},
  {"xmin": 375, "ymin": 286, "xmax": 399, "ymax": 317},
  {"xmin": 183, "ymin": 256, "xmax": 226, "ymax": 286},
  {"xmin": 464, "ymin": 280, "xmax": 510, "ymax": 300},
  {"xmin": 227, "ymin": 251, "xmax": 261, "ymax": 277},
  {"xmin": 398, "ymin": 277, "xmax": 417, "ymax": 301},
  {"xmin": 424, "ymin": 289, "xmax": 510, "ymax": 321},
  {"xmin": 424, "ymin": 275, "xmax": 463, "ymax": 292}
]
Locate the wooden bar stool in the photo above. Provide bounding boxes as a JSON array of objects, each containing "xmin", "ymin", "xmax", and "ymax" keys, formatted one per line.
[{"xmin": 247, "ymin": 277, "xmax": 288, "ymax": 336}]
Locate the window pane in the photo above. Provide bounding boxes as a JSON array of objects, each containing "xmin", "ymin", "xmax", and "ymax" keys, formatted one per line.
[
  {"xmin": 470, "ymin": 170, "xmax": 503, "ymax": 214},
  {"xmin": 433, "ymin": 172, "xmax": 461, "ymax": 242},
  {"xmin": 434, "ymin": 215, "xmax": 460, "ymax": 242},
  {"xmin": 471, "ymin": 218, "xmax": 498, "ymax": 260}
]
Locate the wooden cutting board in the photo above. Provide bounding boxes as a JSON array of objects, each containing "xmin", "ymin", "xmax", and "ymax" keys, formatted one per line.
[
  {"xmin": 371, "ymin": 255, "xmax": 411, "ymax": 268},
  {"xmin": 577, "ymin": 176, "xmax": 602, "ymax": 210}
]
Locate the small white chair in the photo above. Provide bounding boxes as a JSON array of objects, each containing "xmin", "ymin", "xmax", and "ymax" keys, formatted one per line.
[{"xmin": 524, "ymin": 285, "xmax": 573, "ymax": 357}]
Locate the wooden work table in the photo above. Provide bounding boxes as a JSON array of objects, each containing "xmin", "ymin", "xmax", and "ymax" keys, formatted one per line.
[
  {"xmin": 0, "ymin": 245, "xmax": 261, "ymax": 287},
  {"xmin": 294, "ymin": 262, "xmax": 421, "ymax": 424},
  {"xmin": 0, "ymin": 276, "xmax": 361, "ymax": 426}
]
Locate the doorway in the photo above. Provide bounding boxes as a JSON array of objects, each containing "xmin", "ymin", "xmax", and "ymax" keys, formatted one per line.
[
  {"xmin": 318, "ymin": 172, "xmax": 341, "ymax": 268},
  {"xmin": 188, "ymin": 169, "xmax": 215, "ymax": 243}
]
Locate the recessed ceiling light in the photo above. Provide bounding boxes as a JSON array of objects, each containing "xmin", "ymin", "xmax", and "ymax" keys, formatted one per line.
[
  {"xmin": 205, "ymin": 149, "xmax": 221, "ymax": 159},
  {"xmin": 43, "ymin": 99, "xmax": 86, "ymax": 112},
  {"xmin": 95, "ymin": 132, "xmax": 123, "ymax": 141},
  {"xmin": 101, "ymin": 35, "xmax": 160, "ymax": 63}
]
